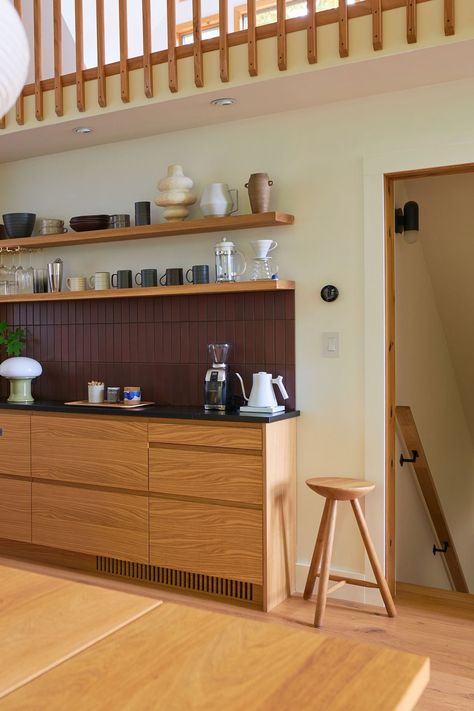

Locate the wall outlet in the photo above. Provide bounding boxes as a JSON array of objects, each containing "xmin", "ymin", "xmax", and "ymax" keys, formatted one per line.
[{"xmin": 322, "ymin": 332, "xmax": 340, "ymax": 358}]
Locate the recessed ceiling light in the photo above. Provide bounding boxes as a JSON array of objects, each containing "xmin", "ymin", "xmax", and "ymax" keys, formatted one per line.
[
  {"xmin": 210, "ymin": 98, "xmax": 237, "ymax": 107},
  {"xmin": 73, "ymin": 126, "xmax": 94, "ymax": 134}
]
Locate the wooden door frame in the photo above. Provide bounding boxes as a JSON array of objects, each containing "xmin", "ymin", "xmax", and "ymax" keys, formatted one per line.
[{"xmin": 383, "ymin": 162, "xmax": 474, "ymax": 593}]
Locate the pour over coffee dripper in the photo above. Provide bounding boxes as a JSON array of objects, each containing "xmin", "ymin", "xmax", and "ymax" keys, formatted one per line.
[{"xmin": 249, "ymin": 240, "xmax": 278, "ymax": 280}]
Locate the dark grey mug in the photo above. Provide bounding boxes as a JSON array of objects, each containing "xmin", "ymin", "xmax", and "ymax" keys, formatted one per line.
[
  {"xmin": 186, "ymin": 265, "xmax": 210, "ymax": 284},
  {"xmin": 135, "ymin": 268, "xmax": 158, "ymax": 287},
  {"xmin": 160, "ymin": 268, "xmax": 184, "ymax": 286},
  {"xmin": 111, "ymin": 269, "xmax": 132, "ymax": 288}
]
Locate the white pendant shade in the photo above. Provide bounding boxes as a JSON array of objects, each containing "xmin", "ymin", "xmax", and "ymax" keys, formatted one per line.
[{"xmin": 0, "ymin": 0, "xmax": 29, "ymax": 118}]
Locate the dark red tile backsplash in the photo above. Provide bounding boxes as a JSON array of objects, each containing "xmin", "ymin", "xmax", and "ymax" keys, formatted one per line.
[{"xmin": 0, "ymin": 291, "xmax": 295, "ymax": 408}]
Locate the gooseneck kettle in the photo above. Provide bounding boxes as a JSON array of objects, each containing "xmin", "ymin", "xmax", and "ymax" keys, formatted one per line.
[{"xmin": 235, "ymin": 371, "xmax": 289, "ymax": 408}]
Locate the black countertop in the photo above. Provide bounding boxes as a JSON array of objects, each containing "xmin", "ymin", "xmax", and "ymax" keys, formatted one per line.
[{"xmin": 0, "ymin": 400, "xmax": 300, "ymax": 424}]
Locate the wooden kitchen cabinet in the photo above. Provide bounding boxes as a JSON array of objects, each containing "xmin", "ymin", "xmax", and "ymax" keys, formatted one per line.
[
  {"xmin": 150, "ymin": 498, "xmax": 263, "ymax": 584},
  {"xmin": 32, "ymin": 415, "xmax": 148, "ymax": 490},
  {"xmin": 0, "ymin": 412, "xmax": 31, "ymax": 477},
  {"xmin": 0, "ymin": 478, "xmax": 31, "ymax": 542},
  {"xmin": 148, "ymin": 422, "xmax": 262, "ymax": 450},
  {"xmin": 32, "ymin": 482, "xmax": 148, "ymax": 562}
]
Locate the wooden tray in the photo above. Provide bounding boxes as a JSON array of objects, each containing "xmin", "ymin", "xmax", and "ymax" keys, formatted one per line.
[{"xmin": 64, "ymin": 400, "xmax": 155, "ymax": 409}]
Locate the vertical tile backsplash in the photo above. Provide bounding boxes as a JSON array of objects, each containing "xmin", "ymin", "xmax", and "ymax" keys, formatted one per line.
[{"xmin": 0, "ymin": 291, "xmax": 295, "ymax": 408}]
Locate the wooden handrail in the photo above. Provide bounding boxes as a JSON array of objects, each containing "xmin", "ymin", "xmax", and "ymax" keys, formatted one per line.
[{"xmin": 396, "ymin": 405, "xmax": 469, "ymax": 594}]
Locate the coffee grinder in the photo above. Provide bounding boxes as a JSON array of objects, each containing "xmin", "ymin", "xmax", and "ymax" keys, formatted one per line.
[{"xmin": 204, "ymin": 343, "xmax": 233, "ymax": 411}]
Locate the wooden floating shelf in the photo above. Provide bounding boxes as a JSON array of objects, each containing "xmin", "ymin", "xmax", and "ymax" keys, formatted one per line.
[
  {"xmin": 0, "ymin": 212, "xmax": 294, "ymax": 250},
  {"xmin": 0, "ymin": 280, "xmax": 295, "ymax": 303}
]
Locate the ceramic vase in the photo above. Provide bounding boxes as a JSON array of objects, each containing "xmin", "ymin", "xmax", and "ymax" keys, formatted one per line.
[
  {"xmin": 245, "ymin": 173, "xmax": 274, "ymax": 214},
  {"xmin": 155, "ymin": 164, "xmax": 196, "ymax": 222}
]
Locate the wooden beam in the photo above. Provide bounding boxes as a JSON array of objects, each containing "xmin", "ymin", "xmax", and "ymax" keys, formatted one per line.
[
  {"xmin": 276, "ymin": 0, "xmax": 287, "ymax": 71},
  {"xmin": 247, "ymin": 0, "xmax": 257, "ymax": 76},
  {"xmin": 142, "ymin": 0, "xmax": 153, "ymax": 97},
  {"xmin": 372, "ymin": 0, "xmax": 383, "ymax": 50},
  {"xmin": 167, "ymin": 0, "xmax": 178, "ymax": 92},
  {"xmin": 96, "ymin": 0, "xmax": 106, "ymax": 107},
  {"xmin": 75, "ymin": 0, "xmax": 85, "ymax": 111},
  {"xmin": 407, "ymin": 0, "xmax": 417, "ymax": 43},
  {"xmin": 33, "ymin": 0, "xmax": 43, "ymax": 120},
  {"xmin": 338, "ymin": 0, "xmax": 348, "ymax": 58},
  {"xmin": 192, "ymin": 0, "xmax": 203, "ymax": 87},
  {"xmin": 396, "ymin": 406, "xmax": 469, "ymax": 594},
  {"xmin": 444, "ymin": 0, "xmax": 455, "ymax": 36},
  {"xmin": 53, "ymin": 0, "xmax": 63, "ymax": 116},
  {"xmin": 14, "ymin": 0, "xmax": 24, "ymax": 125},
  {"xmin": 219, "ymin": 0, "xmax": 229, "ymax": 82},
  {"xmin": 307, "ymin": 0, "xmax": 316, "ymax": 64},
  {"xmin": 119, "ymin": 0, "xmax": 129, "ymax": 102}
]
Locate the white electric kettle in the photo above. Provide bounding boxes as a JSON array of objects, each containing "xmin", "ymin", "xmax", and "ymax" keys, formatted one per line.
[{"xmin": 235, "ymin": 371, "xmax": 289, "ymax": 408}]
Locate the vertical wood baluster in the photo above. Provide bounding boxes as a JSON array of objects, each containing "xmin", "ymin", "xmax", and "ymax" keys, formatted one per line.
[
  {"xmin": 119, "ymin": 0, "xmax": 129, "ymax": 102},
  {"xmin": 372, "ymin": 0, "xmax": 382, "ymax": 50},
  {"xmin": 248, "ymin": 0, "xmax": 257, "ymax": 76},
  {"xmin": 407, "ymin": 0, "xmax": 417, "ymax": 43},
  {"xmin": 167, "ymin": 0, "xmax": 178, "ymax": 92},
  {"xmin": 338, "ymin": 0, "xmax": 348, "ymax": 58},
  {"xmin": 14, "ymin": 0, "xmax": 24, "ymax": 125},
  {"xmin": 75, "ymin": 0, "xmax": 85, "ymax": 111},
  {"xmin": 444, "ymin": 0, "xmax": 454, "ymax": 36},
  {"xmin": 0, "ymin": 117, "xmax": 5, "ymax": 130},
  {"xmin": 96, "ymin": 0, "xmax": 106, "ymax": 106},
  {"xmin": 219, "ymin": 0, "xmax": 229, "ymax": 82},
  {"xmin": 193, "ymin": 0, "xmax": 203, "ymax": 87},
  {"xmin": 276, "ymin": 0, "xmax": 287, "ymax": 71},
  {"xmin": 307, "ymin": 0, "xmax": 316, "ymax": 65},
  {"xmin": 34, "ymin": 0, "xmax": 43, "ymax": 120},
  {"xmin": 53, "ymin": 0, "xmax": 63, "ymax": 116},
  {"xmin": 142, "ymin": 0, "xmax": 153, "ymax": 97}
]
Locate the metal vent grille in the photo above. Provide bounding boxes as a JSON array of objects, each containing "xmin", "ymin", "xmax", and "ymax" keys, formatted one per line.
[{"xmin": 96, "ymin": 556, "xmax": 254, "ymax": 602}]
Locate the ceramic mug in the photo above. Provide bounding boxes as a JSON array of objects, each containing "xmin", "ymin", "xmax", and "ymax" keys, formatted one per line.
[
  {"xmin": 90, "ymin": 271, "xmax": 111, "ymax": 290},
  {"xmin": 186, "ymin": 265, "xmax": 210, "ymax": 284},
  {"xmin": 111, "ymin": 270, "xmax": 132, "ymax": 288},
  {"xmin": 135, "ymin": 268, "xmax": 158, "ymax": 287},
  {"xmin": 160, "ymin": 268, "xmax": 183, "ymax": 286},
  {"xmin": 66, "ymin": 276, "xmax": 87, "ymax": 291}
]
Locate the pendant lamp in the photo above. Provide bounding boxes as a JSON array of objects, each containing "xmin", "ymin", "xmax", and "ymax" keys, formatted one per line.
[{"xmin": 0, "ymin": 0, "xmax": 29, "ymax": 118}]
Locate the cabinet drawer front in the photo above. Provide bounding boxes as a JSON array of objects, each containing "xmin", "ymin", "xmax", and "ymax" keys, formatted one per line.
[
  {"xmin": 149, "ymin": 447, "xmax": 263, "ymax": 505},
  {"xmin": 32, "ymin": 483, "xmax": 148, "ymax": 562},
  {"xmin": 0, "ymin": 478, "xmax": 31, "ymax": 543},
  {"xmin": 148, "ymin": 423, "xmax": 262, "ymax": 451},
  {"xmin": 32, "ymin": 416, "xmax": 148, "ymax": 490},
  {"xmin": 0, "ymin": 413, "xmax": 31, "ymax": 477},
  {"xmin": 150, "ymin": 499, "xmax": 262, "ymax": 584}
]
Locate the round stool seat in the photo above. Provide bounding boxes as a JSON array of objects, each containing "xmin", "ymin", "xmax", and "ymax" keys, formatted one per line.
[{"xmin": 306, "ymin": 477, "xmax": 375, "ymax": 501}]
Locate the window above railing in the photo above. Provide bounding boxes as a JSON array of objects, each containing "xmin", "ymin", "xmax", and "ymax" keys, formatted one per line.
[{"xmin": 1, "ymin": 0, "xmax": 456, "ymax": 129}]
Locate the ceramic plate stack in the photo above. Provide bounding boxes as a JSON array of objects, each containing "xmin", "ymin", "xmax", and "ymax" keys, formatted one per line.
[{"xmin": 69, "ymin": 215, "xmax": 110, "ymax": 232}]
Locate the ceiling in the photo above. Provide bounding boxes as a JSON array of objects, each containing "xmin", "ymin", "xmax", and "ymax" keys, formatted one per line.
[{"xmin": 2, "ymin": 38, "xmax": 474, "ymax": 163}]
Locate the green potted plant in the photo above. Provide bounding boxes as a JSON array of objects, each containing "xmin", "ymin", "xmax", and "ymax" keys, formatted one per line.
[{"xmin": 0, "ymin": 321, "xmax": 42, "ymax": 403}]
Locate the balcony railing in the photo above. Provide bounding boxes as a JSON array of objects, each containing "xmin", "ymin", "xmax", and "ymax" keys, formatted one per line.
[{"xmin": 1, "ymin": 0, "xmax": 455, "ymax": 128}]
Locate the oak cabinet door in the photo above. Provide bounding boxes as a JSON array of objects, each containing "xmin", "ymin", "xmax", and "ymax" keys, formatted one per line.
[
  {"xmin": 32, "ymin": 483, "xmax": 148, "ymax": 562},
  {"xmin": 32, "ymin": 415, "xmax": 148, "ymax": 490},
  {"xmin": 148, "ymin": 422, "xmax": 262, "ymax": 450},
  {"xmin": 150, "ymin": 499, "xmax": 262, "ymax": 584},
  {"xmin": 0, "ymin": 413, "xmax": 31, "ymax": 477},
  {"xmin": 0, "ymin": 478, "xmax": 31, "ymax": 542}
]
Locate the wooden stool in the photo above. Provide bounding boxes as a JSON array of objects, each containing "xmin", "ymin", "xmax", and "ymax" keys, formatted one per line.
[{"xmin": 303, "ymin": 477, "xmax": 396, "ymax": 627}]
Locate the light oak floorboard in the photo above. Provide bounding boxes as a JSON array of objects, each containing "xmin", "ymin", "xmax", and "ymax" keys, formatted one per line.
[{"xmin": 0, "ymin": 564, "xmax": 161, "ymax": 699}]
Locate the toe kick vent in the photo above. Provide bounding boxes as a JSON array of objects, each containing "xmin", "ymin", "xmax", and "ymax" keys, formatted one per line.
[{"xmin": 96, "ymin": 556, "xmax": 255, "ymax": 602}]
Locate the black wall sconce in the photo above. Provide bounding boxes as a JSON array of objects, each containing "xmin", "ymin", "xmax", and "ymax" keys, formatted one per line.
[{"xmin": 395, "ymin": 201, "xmax": 419, "ymax": 244}]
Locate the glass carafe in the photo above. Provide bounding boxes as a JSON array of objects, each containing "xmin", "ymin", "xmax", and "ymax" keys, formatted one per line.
[{"xmin": 214, "ymin": 237, "xmax": 246, "ymax": 282}]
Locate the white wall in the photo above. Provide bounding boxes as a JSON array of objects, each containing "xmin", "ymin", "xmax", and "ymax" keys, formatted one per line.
[
  {"xmin": 395, "ymin": 180, "xmax": 474, "ymax": 591},
  {"xmin": 3, "ymin": 76, "xmax": 474, "ymax": 600}
]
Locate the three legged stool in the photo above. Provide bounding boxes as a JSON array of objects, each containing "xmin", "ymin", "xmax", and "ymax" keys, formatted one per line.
[{"xmin": 303, "ymin": 477, "xmax": 396, "ymax": 627}]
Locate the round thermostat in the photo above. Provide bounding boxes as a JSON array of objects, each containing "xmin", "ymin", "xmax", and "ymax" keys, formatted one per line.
[{"xmin": 320, "ymin": 285, "xmax": 339, "ymax": 303}]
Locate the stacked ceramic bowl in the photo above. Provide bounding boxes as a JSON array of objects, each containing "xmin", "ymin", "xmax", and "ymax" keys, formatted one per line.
[
  {"xmin": 69, "ymin": 215, "xmax": 110, "ymax": 232},
  {"xmin": 2, "ymin": 212, "xmax": 36, "ymax": 237}
]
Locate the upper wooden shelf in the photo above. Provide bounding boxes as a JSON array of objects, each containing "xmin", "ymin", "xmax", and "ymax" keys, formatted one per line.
[
  {"xmin": 0, "ymin": 212, "xmax": 294, "ymax": 250},
  {"xmin": 0, "ymin": 280, "xmax": 295, "ymax": 303}
]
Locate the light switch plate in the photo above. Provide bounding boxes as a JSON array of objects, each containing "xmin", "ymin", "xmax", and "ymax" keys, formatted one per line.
[{"xmin": 322, "ymin": 332, "xmax": 340, "ymax": 358}]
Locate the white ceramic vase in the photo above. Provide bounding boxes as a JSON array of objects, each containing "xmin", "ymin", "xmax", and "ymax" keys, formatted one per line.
[
  {"xmin": 0, "ymin": 356, "xmax": 42, "ymax": 403},
  {"xmin": 155, "ymin": 164, "xmax": 196, "ymax": 222}
]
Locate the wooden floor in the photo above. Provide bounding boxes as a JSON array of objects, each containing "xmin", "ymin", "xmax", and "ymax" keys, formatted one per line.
[{"xmin": 1, "ymin": 557, "xmax": 472, "ymax": 709}]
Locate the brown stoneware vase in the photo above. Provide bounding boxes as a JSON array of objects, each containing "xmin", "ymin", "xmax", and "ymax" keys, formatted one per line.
[{"xmin": 245, "ymin": 173, "xmax": 274, "ymax": 213}]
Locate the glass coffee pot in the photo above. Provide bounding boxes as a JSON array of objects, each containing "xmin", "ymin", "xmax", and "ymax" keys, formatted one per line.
[{"xmin": 214, "ymin": 237, "xmax": 246, "ymax": 282}]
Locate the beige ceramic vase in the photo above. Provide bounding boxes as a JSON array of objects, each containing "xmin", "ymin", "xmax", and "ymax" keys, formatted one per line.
[
  {"xmin": 245, "ymin": 173, "xmax": 274, "ymax": 213},
  {"xmin": 155, "ymin": 164, "xmax": 197, "ymax": 222}
]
